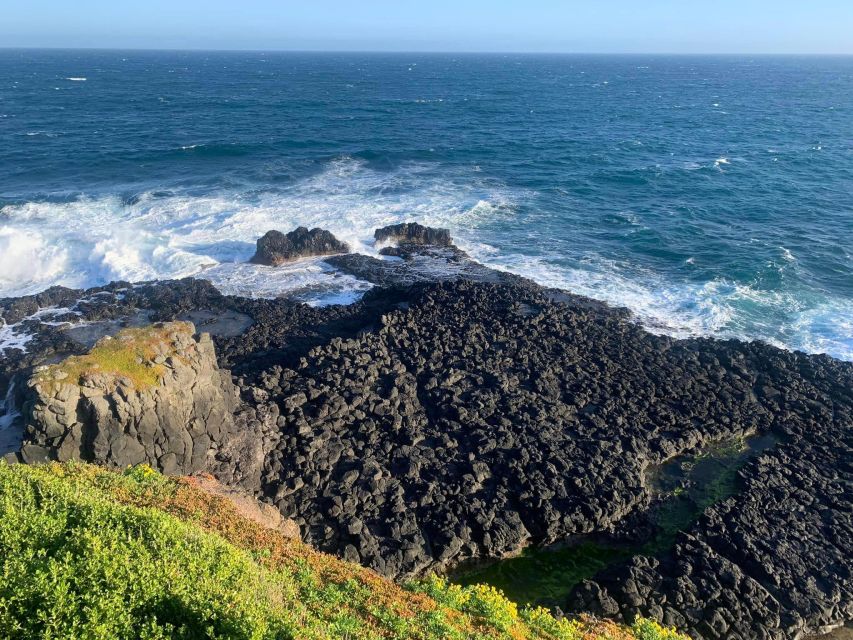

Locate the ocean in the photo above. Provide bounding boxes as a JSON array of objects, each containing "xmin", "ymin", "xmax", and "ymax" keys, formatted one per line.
[{"xmin": 0, "ymin": 50, "xmax": 851, "ymax": 360}]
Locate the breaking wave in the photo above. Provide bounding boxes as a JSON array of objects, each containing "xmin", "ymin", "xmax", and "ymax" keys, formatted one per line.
[{"xmin": 0, "ymin": 156, "xmax": 850, "ymax": 361}]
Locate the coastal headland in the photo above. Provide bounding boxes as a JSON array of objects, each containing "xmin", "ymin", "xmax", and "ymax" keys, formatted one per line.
[{"xmin": 0, "ymin": 224, "xmax": 850, "ymax": 639}]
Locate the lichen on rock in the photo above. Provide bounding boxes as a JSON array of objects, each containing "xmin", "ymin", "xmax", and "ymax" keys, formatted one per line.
[{"xmin": 20, "ymin": 322, "xmax": 273, "ymax": 483}]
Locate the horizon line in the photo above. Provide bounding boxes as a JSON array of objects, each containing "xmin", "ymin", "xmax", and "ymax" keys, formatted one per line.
[{"xmin": 1, "ymin": 46, "xmax": 852, "ymax": 57}]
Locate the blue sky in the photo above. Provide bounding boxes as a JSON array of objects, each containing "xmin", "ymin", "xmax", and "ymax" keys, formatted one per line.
[{"xmin": 2, "ymin": 0, "xmax": 852, "ymax": 53}]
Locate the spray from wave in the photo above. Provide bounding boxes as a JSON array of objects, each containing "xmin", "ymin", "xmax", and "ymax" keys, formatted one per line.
[{"xmin": 0, "ymin": 157, "xmax": 850, "ymax": 361}]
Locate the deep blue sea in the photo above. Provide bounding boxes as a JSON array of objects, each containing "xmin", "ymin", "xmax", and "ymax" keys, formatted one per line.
[{"xmin": 0, "ymin": 50, "xmax": 851, "ymax": 359}]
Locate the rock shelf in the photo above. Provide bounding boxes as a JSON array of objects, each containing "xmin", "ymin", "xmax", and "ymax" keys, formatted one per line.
[{"xmin": 0, "ymin": 226, "xmax": 850, "ymax": 639}]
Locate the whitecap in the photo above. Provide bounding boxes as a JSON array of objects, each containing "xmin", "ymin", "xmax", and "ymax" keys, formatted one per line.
[
  {"xmin": 65, "ymin": 77, "xmax": 87, "ymax": 82},
  {"xmin": 0, "ymin": 157, "xmax": 524, "ymax": 304}
]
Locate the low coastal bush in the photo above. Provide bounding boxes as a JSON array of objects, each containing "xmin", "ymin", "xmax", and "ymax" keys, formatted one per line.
[
  {"xmin": 0, "ymin": 461, "xmax": 690, "ymax": 639},
  {"xmin": 630, "ymin": 617, "xmax": 687, "ymax": 640}
]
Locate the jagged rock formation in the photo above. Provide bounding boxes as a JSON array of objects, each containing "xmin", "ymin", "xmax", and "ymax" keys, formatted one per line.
[
  {"xmin": 18, "ymin": 322, "xmax": 274, "ymax": 487},
  {"xmin": 1, "ymin": 228, "xmax": 851, "ymax": 639},
  {"xmin": 239, "ymin": 280, "xmax": 851, "ymax": 639},
  {"xmin": 374, "ymin": 222, "xmax": 452, "ymax": 248},
  {"xmin": 569, "ymin": 367, "xmax": 853, "ymax": 639},
  {"xmin": 250, "ymin": 227, "xmax": 349, "ymax": 265}
]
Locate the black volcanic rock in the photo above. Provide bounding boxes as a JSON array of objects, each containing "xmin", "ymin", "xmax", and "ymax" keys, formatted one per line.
[
  {"xmin": 374, "ymin": 222, "xmax": 452, "ymax": 248},
  {"xmin": 250, "ymin": 227, "xmax": 349, "ymax": 265},
  {"xmin": 0, "ymin": 250, "xmax": 851, "ymax": 639}
]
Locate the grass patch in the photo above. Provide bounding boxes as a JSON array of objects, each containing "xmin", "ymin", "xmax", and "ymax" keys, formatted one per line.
[
  {"xmin": 34, "ymin": 323, "xmax": 194, "ymax": 392},
  {"xmin": 0, "ymin": 461, "xmax": 689, "ymax": 639}
]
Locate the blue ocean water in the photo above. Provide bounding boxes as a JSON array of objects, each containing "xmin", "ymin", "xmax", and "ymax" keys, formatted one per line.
[{"xmin": 0, "ymin": 50, "xmax": 851, "ymax": 359}]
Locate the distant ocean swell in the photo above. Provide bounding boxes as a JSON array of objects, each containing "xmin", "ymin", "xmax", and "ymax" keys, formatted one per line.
[{"xmin": 1, "ymin": 156, "xmax": 850, "ymax": 362}]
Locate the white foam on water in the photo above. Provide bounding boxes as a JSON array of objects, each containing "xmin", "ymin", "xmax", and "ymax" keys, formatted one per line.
[
  {"xmin": 470, "ymin": 251, "xmax": 853, "ymax": 362},
  {"xmin": 0, "ymin": 321, "xmax": 33, "ymax": 355},
  {"xmin": 199, "ymin": 260, "xmax": 372, "ymax": 305},
  {"xmin": 65, "ymin": 77, "xmax": 87, "ymax": 82},
  {"xmin": 0, "ymin": 156, "xmax": 850, "ymax": 361},
  {"xmin": 0, "ymin": 227, "xmax": 69, "ymax": 297},
  {"xmin": 0, "ymin": 157, "xmax": 520, "ymax": 300},
  {"xmin": 780, "ymin": 246, "xmax": 796, "ymax": 262},
  {"xmin": 0, "ymin": 306, "xmax": 84, "ymax": 355}
]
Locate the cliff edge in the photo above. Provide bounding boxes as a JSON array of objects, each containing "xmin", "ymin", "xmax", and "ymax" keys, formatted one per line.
[{"xmin": 19, "ymin": 322, "xmax": 272, "ymax": 483}]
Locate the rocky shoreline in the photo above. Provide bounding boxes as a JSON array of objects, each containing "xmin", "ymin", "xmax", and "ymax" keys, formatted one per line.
[{"xmin": 0, "ymin": 224, "xmax": 850, "ymax": 639}]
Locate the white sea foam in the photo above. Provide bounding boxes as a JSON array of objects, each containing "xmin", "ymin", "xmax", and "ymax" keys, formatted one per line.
[
  {"xmin": 0, "ymin": 156, "xmax": 850, "ymax": 361},
  {"xmin": 65, "ymin": 77, "xmax": 87, "ymax": 82},
  {"xmin": 0, "ymin": 157, "xmax": 520, "ymax": 298},
  {"xmin": 467, "ymin": 251, "xmax": 853, "ymax": 362},
  {"xmin": 0, "ymin": 227, "xmax": 69, "ymax": 297},
  {"xmin": 200, "ymin": 260, "xmax": 372, "ymax": 305},
  {"xmin": 0, "ymin": 306, "xmax": 83, "ymax": 355},
  {"xmin": 0, "ymin": 321, "xmax": 33, "ymax": 355}
]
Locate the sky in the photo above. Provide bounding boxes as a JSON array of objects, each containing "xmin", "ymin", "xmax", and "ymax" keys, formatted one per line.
[{"xmin": 1, "ymin": 0, "xmax": 852, "ymax": 54}]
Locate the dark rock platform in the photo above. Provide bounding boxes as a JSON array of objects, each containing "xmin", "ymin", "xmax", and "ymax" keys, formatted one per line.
[{"xmin": 0, "ymin": 227, "xmax": 850, "ymax": 639}]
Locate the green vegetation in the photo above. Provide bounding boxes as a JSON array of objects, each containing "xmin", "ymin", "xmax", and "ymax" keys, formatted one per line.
[
  {"xmin": 454, "ymin": 542, "xmax": 631, "ymax": 609},
  {"xmin": 0, "ymin": 461, "xmax": 689, "ymax": 640},
  {"xmin": 35, "ymin": 323, "xmax": 192, "ymax": 392}
]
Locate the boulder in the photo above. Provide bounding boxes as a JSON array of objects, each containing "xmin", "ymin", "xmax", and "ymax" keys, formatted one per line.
[
  {"xmin": 20, "ymin": 322, "xmax": 267, "ymax": 483},
  {"xmin": 250, "ymin": 227, "xmax": 349, "ymax": 266},
  {"xmin": 374, "ymin": 222, "xmax": 452, "ymax": 247}
]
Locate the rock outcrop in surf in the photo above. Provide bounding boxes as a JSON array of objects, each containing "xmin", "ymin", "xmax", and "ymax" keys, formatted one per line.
[
  {"xmin": 250, "ymin": 227, "xmax": 349, "ymax": 265},
  {"xmin": 375, "ymin": 222, "xmax": 452, "ymax": 248}
]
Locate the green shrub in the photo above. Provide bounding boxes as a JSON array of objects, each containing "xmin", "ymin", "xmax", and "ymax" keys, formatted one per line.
[
  {"xmin": 461, "ymin": 584, "xmax": 518, "ymax": 632},
  {"xmin": 0, "ymin": 462, "xmax": 690, "ymax": 640},
  {"xmin": 631, "ymin": 615, "xmax": 686, "ymax": 640},
  {"xmin": 520, "ymin": 606, "xmax": 583, "ymax": 640}
]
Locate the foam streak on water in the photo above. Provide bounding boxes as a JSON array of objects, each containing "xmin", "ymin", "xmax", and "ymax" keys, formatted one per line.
[
  {"xmin": 0, "ymin": 52, "xmax": 851, "ymax": 361},
  {"xmin": 0, "ymin": 156, "xmax": 850, "ymax": 361}
]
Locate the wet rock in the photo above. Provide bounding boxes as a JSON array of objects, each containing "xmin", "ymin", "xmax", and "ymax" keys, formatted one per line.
[
  {"xmin": 250, "ymin": 227, "xmax": 349, "ymax": 266},
  {"xmin": 374, "ymin": 222, "xmax": 452, "ymax": 248}
]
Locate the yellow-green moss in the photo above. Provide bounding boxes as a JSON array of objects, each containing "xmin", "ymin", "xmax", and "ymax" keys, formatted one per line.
[{"xmin": 37, "ymin": 323, "xmax": 194, "ymax": 392}]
